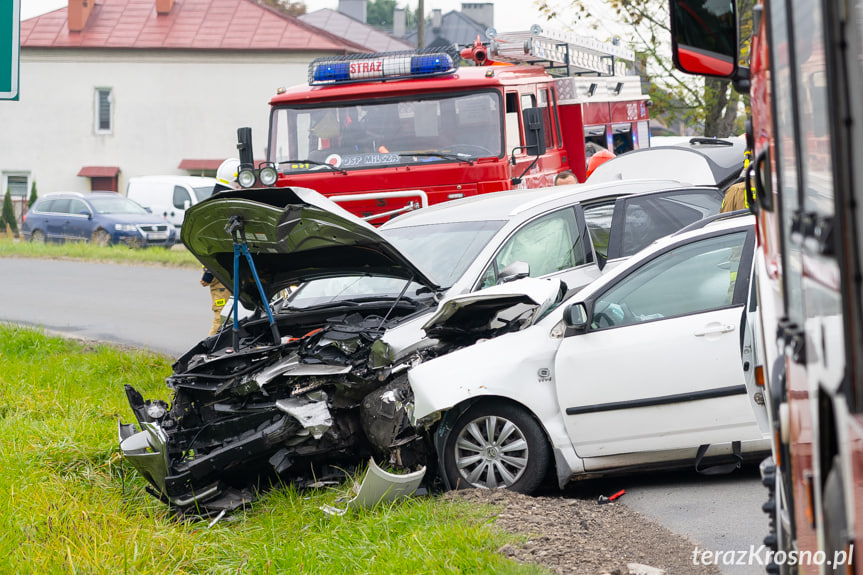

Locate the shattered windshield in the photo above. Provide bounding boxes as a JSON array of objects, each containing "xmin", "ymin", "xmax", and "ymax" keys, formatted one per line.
[{"xmin": 270, "ymin": 91, "xmax": 503, "ymax": 172}]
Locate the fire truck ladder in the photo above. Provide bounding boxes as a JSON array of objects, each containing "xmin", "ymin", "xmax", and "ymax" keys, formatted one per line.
[{"xmin": 489, "ymin": 25, "xmax": 634, "ymax": 77}]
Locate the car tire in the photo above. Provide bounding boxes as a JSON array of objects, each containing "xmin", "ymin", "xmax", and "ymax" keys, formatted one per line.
[
  {"xmin": 91, "ymin": 229, "xmax": 111, "ymax": 247},
  {"xmin": 30, "ymin": 229, "xmax": 46, "ymax": 243},
  {"xmin": 442, "ymin": 400, "xmax": 550, "ymax": 493}
]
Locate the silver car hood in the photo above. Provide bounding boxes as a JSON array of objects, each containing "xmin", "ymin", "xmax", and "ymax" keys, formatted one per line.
[{"xmin": 181, "ymin": 187, "xmax": 439, "ymax": 310}]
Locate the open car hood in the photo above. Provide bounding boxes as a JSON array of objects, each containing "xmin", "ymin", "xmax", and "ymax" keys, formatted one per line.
[
  {"xmin": 182, "ymin": 187, "xmax": 439, "ymax": 310},
  {"xmin": 588, "ymin": 137, "xmax": 746, "ymax": 189},
  {"xmin": 421, "ymin": 277, "xmax": 564, "ymax": 339}
]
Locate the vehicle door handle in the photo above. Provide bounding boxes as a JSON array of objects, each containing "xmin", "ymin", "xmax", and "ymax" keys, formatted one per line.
[{"xmin": 694, "ymin": 323, "xmax": 735, "ymax": 336}]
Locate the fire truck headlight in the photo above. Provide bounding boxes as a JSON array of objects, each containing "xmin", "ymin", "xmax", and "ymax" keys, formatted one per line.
[
  {"xmin": 258, "ymin": 165, "xmax": 278, "ymax": 186},
  {"xmin": 237, "ymin": 168, "xmax": 257, "ymax": 189}
]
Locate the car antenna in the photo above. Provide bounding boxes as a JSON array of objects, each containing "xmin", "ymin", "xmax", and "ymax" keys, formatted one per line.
[{"xmin": 225, "ymin": 215, "xmax": 281, "ymax": 348}]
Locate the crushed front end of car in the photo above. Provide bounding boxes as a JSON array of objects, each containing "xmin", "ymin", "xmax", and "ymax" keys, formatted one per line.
[{"xmin": 117, "ymin": 187, "xmax": 567, "ymax": 514}]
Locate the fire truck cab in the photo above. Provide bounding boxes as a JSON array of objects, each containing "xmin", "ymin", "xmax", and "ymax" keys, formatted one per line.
[{"xmin": 237, "ymin": 28, "xmax": 650, "ymax": 221}]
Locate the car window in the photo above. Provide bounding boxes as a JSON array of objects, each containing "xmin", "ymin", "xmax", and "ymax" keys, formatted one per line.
[
  {"xmin": 35, "ymin": 199, "xmax": 54, "ymax": 212},
  {"xmin": 591, "ymin": 231, "xmax": 747, "ymax": 330},
  {"xmin": 51, "ymin": 199, "xmax": 71, "ymax": 214},
  {"xmin": 193, "ymin": 186, "xmax": 214, "ymax": 202},
  {"xmin": 381, "ymin": 220, "xmax": 504, "ymax": 289},
  {"xmin": 173, "ymin": 186, "xmax": 192, "ymax": 210},
  {"xmin": 479, "ymin": 207, "xmax": 585, "ymax": 289},
  {"xmin": 618, "ymin": 192, "xmax": 722, "ymax": 257},
  {"xmin": 69, "ymin": 199, "xmax": 89, "ymax": 215},
  {"xmin": 582, "ymin": 201, "xmax": 615, "ymax": 261},
  {"xmin": 88, "ymin": 196, "xmax": 149, "ymax": 215}
]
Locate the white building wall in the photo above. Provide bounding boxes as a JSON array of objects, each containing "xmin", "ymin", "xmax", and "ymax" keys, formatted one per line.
[{"xmin": 0, "ymin": 49, "xmax": 322, "ymax": 199}]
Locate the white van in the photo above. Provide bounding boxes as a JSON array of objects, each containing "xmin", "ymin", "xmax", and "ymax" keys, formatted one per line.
[{"xmin": 126, "ymin": 175, "xmax": 218, "ymax": 228}]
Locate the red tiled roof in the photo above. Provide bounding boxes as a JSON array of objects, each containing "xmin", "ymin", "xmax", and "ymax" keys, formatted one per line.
[
  {"xmin": 21, "ymin": 0, "xmax": 370, "ymax": 52},
  {"xmin": 78, "ymin": 166, "xmax": 120, "ymax": 177}
]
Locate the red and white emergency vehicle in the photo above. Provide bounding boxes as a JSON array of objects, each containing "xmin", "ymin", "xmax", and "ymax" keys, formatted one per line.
[
  {"xmin": 234, "ymin": 28, "xmax": 650, "ymax": 221},
  {"xmin": 670, "ymin": 0, "xmax": 863, "ymax": 572}
]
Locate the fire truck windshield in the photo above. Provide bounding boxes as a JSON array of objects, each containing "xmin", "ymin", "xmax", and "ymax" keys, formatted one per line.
[{"xmin": 270, "ymin": 91, "xmax": 503, "ymax": 173}]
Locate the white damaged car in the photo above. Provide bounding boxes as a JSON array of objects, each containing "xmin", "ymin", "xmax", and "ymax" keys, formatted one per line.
[{"xmin": 408, "ymin": 213, "xmax": 771, "ymax": 493}]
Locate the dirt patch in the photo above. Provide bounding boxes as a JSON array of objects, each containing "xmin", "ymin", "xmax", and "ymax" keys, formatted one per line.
[{"xmin": 446, "ymin": 489, "xmax": 722, "ymax": 575}]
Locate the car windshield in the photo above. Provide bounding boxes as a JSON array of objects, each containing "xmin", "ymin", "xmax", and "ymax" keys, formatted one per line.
[
  {"xmin": 88, "ymin": 196, "xmax": 149, "ymax": 215},
  {"xmin": 381, "ymin": 220, "xmax": 504, "ymax": 288},
  {"xmin": 193, "ymin": 186, "xmax": 214, "ymax": 202},
  {"xmin": 285, "ymin": 276, "xmax": 431, "ymax": 310},
  {"xmin": 270, "ymin": 91, "xmax": 503, "ymax": 172}
]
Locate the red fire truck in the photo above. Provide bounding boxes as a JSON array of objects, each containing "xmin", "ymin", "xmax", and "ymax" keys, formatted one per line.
[
  {"xmin": 233, "ymin": 28, "xmax": 650, "ymax": 221},
  {"xmin": 669, "ymin": 0, "xmax": 863, "ymax": 573}
]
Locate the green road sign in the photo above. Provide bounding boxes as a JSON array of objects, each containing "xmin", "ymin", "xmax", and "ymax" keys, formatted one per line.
[{"xmin": 2, "ymin": 0, "xmax": 20, "ymax": 100}]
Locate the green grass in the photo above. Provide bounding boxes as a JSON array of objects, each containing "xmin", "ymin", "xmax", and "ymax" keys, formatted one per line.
[
  {"xmin": 0, "ymin": 324, "xmax": 545, "ymax": 574},
  {"xmin": 0, "ymin": 236, "xmax": 200, "ymax": 268}
]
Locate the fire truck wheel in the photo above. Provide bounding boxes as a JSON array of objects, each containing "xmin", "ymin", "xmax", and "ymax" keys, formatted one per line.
[
  {"xmin": 442, "ymin": 400, "xmax": 550, "ymax": 494},
  {"xmin": 823, "ymin": 456, "xmax": 848, "ymax": 575}
]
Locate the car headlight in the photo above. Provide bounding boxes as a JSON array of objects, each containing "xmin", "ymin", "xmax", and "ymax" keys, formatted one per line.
[{"xmin": 114, "ymin": 224, "xmax": 137, "ymax": 232}]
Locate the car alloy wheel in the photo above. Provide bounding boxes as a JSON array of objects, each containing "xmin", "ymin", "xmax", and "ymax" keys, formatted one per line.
[
  {"xmin": 91, "ymin": 229, "xmax": 111, "ymax": 247},
  {"xmin": 443, "ymin": 401, "xmax": 550, "ymax": 493},
  {"xmin": 30, "ymin": 229, "xmax": 46, "ymax": 243}
]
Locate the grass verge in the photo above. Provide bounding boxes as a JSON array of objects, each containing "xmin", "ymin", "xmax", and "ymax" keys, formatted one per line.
[
  {"xmin": 0, "ymin": 324, "xmax": 544, "ymax": 574},
  {"xmin": 0, "ymin": 236, "xmax": 199, "ymax": 268}
]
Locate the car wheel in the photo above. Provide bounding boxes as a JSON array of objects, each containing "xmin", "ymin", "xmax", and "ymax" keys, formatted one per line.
[
  {"xmin": 30, "ymin": 229, "xmax": 46, "ymax": 243},
  {"xmin": 442, "ymin": 401, "xmax": 550, "ymax": 493},
  {"xmin": 90, "ymin": 229, "xmax": 111, "ymax": 247}
]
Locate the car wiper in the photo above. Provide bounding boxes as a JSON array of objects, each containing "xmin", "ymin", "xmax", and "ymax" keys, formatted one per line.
[
  {"xmin": 397, "ymin": 151, "xmax": 474, "ymax": 166},
  {"xmin": 278, "ymin": 159, "xmax": 348, "ymax": 175}
]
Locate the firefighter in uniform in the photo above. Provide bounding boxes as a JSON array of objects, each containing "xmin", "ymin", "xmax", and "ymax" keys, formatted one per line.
[
  {"xmin": 201, "ymin": 267, "xmax": 230, "ymax": 336},
  {"xmin": 200, "ymin": 158, "xmax": 241, "ymax": 335},
  {"xmin": 720, "ymin": 150, "xmax": 753, "ymax": 213}
]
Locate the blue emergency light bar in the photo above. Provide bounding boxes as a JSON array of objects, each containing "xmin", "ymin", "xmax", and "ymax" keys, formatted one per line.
[{"xmin": 308, "ymin": 49, "xmax": 459, "ymax": 86}]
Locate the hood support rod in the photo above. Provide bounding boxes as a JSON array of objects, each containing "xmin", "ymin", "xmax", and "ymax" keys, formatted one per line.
[{"xmin": 226, "ymin": 215, "xmax": 281, "ymax": 349}]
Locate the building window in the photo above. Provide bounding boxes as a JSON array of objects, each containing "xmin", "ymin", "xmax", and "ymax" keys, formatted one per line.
[{"xmin": 95, "ymin": 88, "xmax": 112, "ymax": 134}]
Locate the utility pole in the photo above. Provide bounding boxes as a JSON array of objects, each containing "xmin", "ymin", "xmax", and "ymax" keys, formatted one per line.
[{"xmin": 417, "ymin": 0, "xmax": 424, "ymax": 49}]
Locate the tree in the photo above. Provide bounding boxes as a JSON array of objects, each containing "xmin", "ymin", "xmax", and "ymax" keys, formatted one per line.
[
  {"xmin": 366, "ymin": 0, "xmax": 417, "ymax": 34},
  {"xmin": 2, "ymin": 190, "xmax": 19, "ymax": 237},
  {"xmin": 537, "ymin": 0, "xmax": 752, "ymax": 137},
  {"xmin": 258, "ymin": 0, "xmax": 306, "ymax": 17},
  {"xmin": 28, "ymin": 181, "xmax": 38, "ymax": 209}
]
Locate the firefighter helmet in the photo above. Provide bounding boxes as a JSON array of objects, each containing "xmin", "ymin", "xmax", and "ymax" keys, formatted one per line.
[{"xmin": 215, "ymin": 158, "xmax": 241, "ymax": 191}]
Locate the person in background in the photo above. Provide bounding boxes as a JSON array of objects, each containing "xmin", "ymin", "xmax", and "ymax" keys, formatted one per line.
[
  {"xmin": 554, "ymin": 170, "xmax": 577, "ymax": 185},
  {"xmin": 201, "ymin": 267, "xmax": 230, "ymax": 336},
  {"xmin": 720, "ymin": 150, "xmax": 753, "ymax": 213}
]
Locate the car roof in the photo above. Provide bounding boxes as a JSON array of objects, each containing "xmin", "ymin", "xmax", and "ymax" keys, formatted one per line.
[
  {"xmin": 129, "ymin": 175, "xmax": 217, "ymax": 185},
  {"xmin": 380, "ymin": 178, "xmax": 694, "ymax": 229},
  {"xmin": 588, "ymin": 136, "xmax": 747, "ymax": 189}
]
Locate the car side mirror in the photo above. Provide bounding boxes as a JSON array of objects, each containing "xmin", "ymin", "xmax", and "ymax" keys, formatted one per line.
[
  {"xmin": 144, "ymin": 207, "xmax": 152, "ymax": 213},
  {"xmin": 563, "ymin": 302, "xmax": 589, "ymax": 332},
  {"xmin": 522, "ymin": 107, "xmax": 546, "ymax": 156},
  {"xmin": 79, "ymin": 209, "xmax": 92, "ymax": 219},
  {"xmin": 498, "ymin": 261, "xmax": 530, "ymax": 284}
]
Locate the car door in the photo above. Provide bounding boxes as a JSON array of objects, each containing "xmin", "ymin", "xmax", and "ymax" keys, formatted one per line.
[
  {"xmin": 554, "ymin": 226, "xmax": 764, "ymax": 463},
  {"xmin": 604, "ymin": 188, "xmax": 725, "ymax": 261},
  {"xmin": 64, "ymin": 198, "xmax": 93, "ymax": 240},
  {"xmin": 44, "ymin": 198, "xmax": 70, "ymax": 240},
  {"xmin": 475, "ymin": 204, "xmax": 601, "ymax": 292}
]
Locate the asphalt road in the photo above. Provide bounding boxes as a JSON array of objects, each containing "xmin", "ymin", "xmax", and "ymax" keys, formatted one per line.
[{"xmin": 0, "ymin": 256, "xmax": 770, "ymax": 575}]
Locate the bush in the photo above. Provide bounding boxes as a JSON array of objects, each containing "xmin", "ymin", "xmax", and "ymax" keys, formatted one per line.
[
  {"xmin": 1, "ymin": 191, "xmax": 18, "ymax": 236},
  {"xmin": 28, "ymin": 181, "xmax": 38, "ymax": 208}
]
